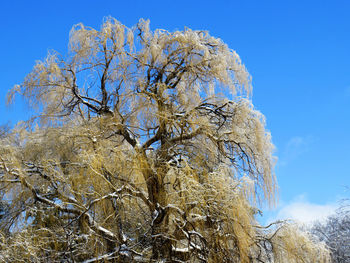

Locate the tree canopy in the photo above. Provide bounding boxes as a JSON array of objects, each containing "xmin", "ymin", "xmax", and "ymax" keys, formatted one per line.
[{"xmin": 0, "ymin": 17, "xmax": 330, "ymax": 262}]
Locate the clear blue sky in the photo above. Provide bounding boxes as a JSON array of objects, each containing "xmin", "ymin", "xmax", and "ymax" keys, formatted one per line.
[{"xmin": 1, "ymin": 0, "xmax": 349, "ymax": 223}]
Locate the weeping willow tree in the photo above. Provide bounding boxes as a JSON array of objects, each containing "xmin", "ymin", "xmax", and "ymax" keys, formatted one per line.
[{"xmin": 0, "ymin": 17, "xmax": 330, "ymax": 262}]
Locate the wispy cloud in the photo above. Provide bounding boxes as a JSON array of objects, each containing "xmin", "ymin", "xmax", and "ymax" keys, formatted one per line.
[
  {"xmin": 278, "ymin": 136, "xmax": 314, "ymax": 166},
  {"xmin": 267, "ymin": 195, "xmax": 337, "ymax": 225}
]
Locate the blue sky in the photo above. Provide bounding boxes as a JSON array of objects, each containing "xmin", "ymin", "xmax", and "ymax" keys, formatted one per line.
[{"xmin": 1, "ymin": 0, "xmax": 349, "ymax": 224}]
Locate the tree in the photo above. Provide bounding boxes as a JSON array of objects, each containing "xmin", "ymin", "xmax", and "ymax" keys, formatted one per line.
[
  {"xmin": 310, "ymin": 199, "xmax": 350, "ymax": 262},
  {"xmin": 0, "ymin": 17, "xmax": 330, "ymax": 262},
  {"xmin": 0, "ymin": 123, "xmax": 10, "ymax": 138}
]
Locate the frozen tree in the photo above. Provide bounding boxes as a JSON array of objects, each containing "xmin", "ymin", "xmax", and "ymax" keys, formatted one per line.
[
  {"xmin": 310, "ymin": 200, "xmax": 350, "ymax": 263},
  {"xmin": 0, "ymin": 124, "xmax": 10, "ymax": 138},
  {"xmin": 0, "ymin": 17, "xmax": 330, "ymax": 262}
]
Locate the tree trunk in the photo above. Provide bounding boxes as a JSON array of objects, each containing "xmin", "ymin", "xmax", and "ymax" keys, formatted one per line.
[
  {"xmin": 138, "ymin": 148, "xmax": 173, "ymax": 261},
  {"xmin": 150, "ymin": 191, "xmax": 173, "ymax": 261}
]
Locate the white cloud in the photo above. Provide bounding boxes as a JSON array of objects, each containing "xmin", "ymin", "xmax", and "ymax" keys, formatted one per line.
[{"xmin": 268, "ymin": 195, "xmax": 337, "ymax": 225}]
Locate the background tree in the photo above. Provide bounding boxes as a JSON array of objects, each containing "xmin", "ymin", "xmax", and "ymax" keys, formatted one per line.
[
  {"xmin": 0, "ymin": 17, "xmax": 330, "ymax": 262},
  {"xmin": 310, "ymin": 199, "xmax": 350, "ymax": 263}
]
